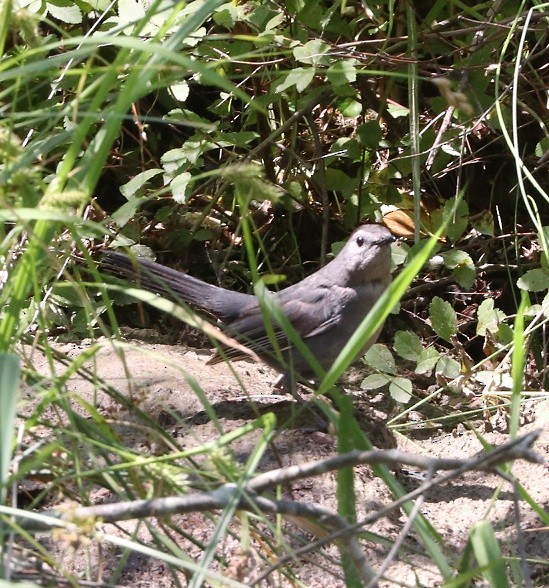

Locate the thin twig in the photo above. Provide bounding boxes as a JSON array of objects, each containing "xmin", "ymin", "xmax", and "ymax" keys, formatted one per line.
[
  {"xmin": 13, "ymin": 432, "xmax": 541, "ymax": 586},
  {"xmin": 247, "ymin": 430, "xmax": 542, "ymax": 584},
  {"xmin": 16, "ymin": 431, "xmax": 540, "ymax": 528}
]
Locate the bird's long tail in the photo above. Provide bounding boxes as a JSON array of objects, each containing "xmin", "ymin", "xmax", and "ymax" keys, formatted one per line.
[{"xmin": 101, "ymin": 251, "xmax": 252, "ymax": 320}]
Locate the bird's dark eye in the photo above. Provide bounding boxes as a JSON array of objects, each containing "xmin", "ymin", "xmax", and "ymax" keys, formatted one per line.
[{"xmin": 356, "ymin": 236, "xmax": 365, "ymax": 247}]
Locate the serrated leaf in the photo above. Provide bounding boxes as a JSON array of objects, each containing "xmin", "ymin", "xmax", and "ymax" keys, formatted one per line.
[
  {"xmin": 356, "ymin": 120, "xmax": 383, "ymax": 149},
  {"xmin": 275, "ymin": 68, "xmax": 315, "ymax": 93},
  {"xmin": 161, "ymin": 148, "xmax": 189, "ymax": 174},
  {"xmin": 446, "ymin": 217, "xmax": 468, "ymax": 244},
  {"xmin": 394, "ymin": 330, "xmax": 423, "ymax": 361},
  {"xmin": 120, "ymin": 169, "xmax": 163, "ymax": 198},
  {"xmin": 441, "ymin": 249, "xmax": 472, "ymax": 269},
  {"xmin": 218, "ymin": 132, "xmax": 260, "ymax": 147},
  {"xmin": 535, "ymin": 138, "xmax": 549, "ymax": 159},
  {"xmin": 326, "ymin": 60, "xmax": 357, "ymax": 86},
  {"xmin": 429, "ymin": 296, "xmax": 457, "ymax": 343},
  {"xmin": 477, "ymin": 298, "xmax": 506, "ymax": 336},
  {"xmin": 360, "ymin": 373, "xmax": 391, "ymax": 390},
  {"xmin": 444, "ymin": 196, "xmax": 469, "ymax": 218},
  {"xmin": 497, "ymin": 323, "xmax": 514, "ymax": 345},
  {"xmin": 171, "ymin": 172, "xmax": 193, "ymax": 203},
  {"xmin": 162, "ymin": 141, "xmax": 210, "ymax": 171},
  {"xmin": 363, "ymin": 344, "xmax": 397, "ymax": 375},
  {"xmin": 293, "ymin": 40, "xmax": 330, "ymax": 65},
  {"xmin": 517, "ymin": 268, "xmax": 549, "ymax": 292},
  {"xmin": 453, "ymin": 264, "xmax": 476, "ymax": 289},
  {"xmin": 111, "ymin": 196, "xmax": 147, "ymax": 227},
  {"xmin": 213, "ymin": 4, "xmax": 247, "ymax": 27},
  {"xmin": 47, "ymin": 0, "xmax": 82, "ymax": 24},
  {"xmin": 340, "ymin": 98, "xmax": 361, "ymax": 118},
  {"xmin": 170, "ymin": 81, "xmax": 189, "ymax": 102},
  {"xmin": 435, "ymin": 356, "xmax": 461, "ymax": 379},
  {"xmin": 415, "ymin": 347, "xmax": 440, "ymax": 375},
  {"xmin": 443, "ymin": 198, "xmax": 469, "ymax": 244},
  {"xmin": 471, "ymin": 210, "xmax": 494, "ymax": 235},
  {"xmin": 389, "ymin": 377, "xmax": 413, "ymax": 403}
]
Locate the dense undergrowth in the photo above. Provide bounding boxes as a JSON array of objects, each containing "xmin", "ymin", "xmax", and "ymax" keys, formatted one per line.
[{"xmin": 0, "ymin": 0, "xmax": 548, "ymax": 586}]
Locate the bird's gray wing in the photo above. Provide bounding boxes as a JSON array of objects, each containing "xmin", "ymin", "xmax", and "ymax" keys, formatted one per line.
[{"xmin": 208, "ymin": 284, "xmax": 354, "ymax": 363}]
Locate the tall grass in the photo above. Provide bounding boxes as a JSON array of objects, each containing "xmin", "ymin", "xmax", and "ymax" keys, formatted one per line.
[{"xmin": 0, "ymin": 1, "xmax": 546, "ymax": 586}]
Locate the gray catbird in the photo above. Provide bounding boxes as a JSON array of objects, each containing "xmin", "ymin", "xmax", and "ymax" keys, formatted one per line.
[{"xmin": 102, "ymin": 224, "xmax": 394, "ymax": 391}]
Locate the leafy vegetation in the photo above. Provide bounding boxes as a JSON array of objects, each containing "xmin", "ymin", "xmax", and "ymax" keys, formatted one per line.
[{"xmin": 1, "ymin": 0, "xmax": 548, "ymax": 585}]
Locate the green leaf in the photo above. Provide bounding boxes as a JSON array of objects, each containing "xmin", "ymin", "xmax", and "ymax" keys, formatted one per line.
[
  {"xmin": 164, "ymin": 108, "xmax": 214, "ymax": 127},
  {"xmin": 391, "ymin": 240, "xmax": 410, "ymax": 267},
  {"xmin": 213, "ymin": 3, "xmax": 248, "ymax": 26},
  {"xmin": 329, "ymin": 137, "xmax": 361, "ymax": 161},
  {"xmin": 169, "ymin": 81, "xmax": 189, "ymax": 102},
  {"xmin": 120, "ymin": 169, "xmax": 163, "ymax": 198},
  {"xmin": 47, "ymin": 0, "xmax": 83, "ymax": 24},
  {"xmin": 162, "ymin": 142, "xmax": 208, "ymax": 172},
  {"xmin": 89, "ymin": 1, "xmax": 112, "ymax": 9},
  {"xmin": 429, "ymin": 296, "xmax": 458, "ymax": 343},
  {"xmin": 217, "ymin": 132, "xmax": 260, "ymax": 147},
  {"xmin": 356, "ymin": 120, "xmax": 383, "ymax": 149},
  {"xmin": 394, "ymin": 330, "xmax": 423, "ymax": 362},
  {"xmin": 435, "ymin": 356, "xmax": 461, "ymax": 379},
  {"xmin": 453, "ymin": 264, "xmax": 476, "ymax": 289},
  {"xmin": 471, "ymin": 210, "xmax": 494, "ymax": 236},
  {"xmin": 324, "ymin": 168, "xmax": 359, "ymax": 200},
  {"xmin": 415, "ymin": 347, "xmax": 441, "ymax": 375},
  {"xmin": 496, "ymin": 323, "xmax": 514, "ymax": 345},
  {"xmin": 275, "ymin": 67, "xmax": 315, "ymax": 93},
  {"xmin": 360, "ymin": 373, "xmax": 392, "ymax": 390},
  {"xmin": 389, "ymin": 377, "xmax": 413, "ymax": 403},
  {"xmin": 517, "ymin": 268, "xmax": 549, "ymax": 292},
  {"xmin": 326, "ymin": 59, "xmax": 357, "ymax": 86},
  {"xmin": 118, "ymin": 0, "xmax": 146, "ymax": 26},
  {"xmin": 293, "ymin": 39, "xmax": 330, "ymax": 65},
  {"xmin": 171, "ymin": 172, "xmax": 193, "ymax": 203},
  {"xmin": 387, "ymin": 102, "xmax": 409, "ymax": 118},
  {"xmin": 192, "ymin": 229, "xmax": 214, "ymax": 242},
  {"xmin": 340, "ymin": 98, "xmax": 361, "ymax": 118},
  {"xmin": 441, "ymin": 242, "xmax": 477, "ymax": 288},
  {"xmin": 477, "ymin": 298, "xmax": 506, "ymax": 336},
  {"xmin": 443, "ymin": 197, "xmax": 469, "ymax": 243},
  {"xmin": 111, "ymin": 196, "xmax": 147, "ymax": 227},
  {"xmin": 363, "ymin": 344, "xmax": 397, "ymax": 375},
  {"xmin": 535, "ymin": 137, "xmax": 549, "ymax": 158},
  {"xmin": 441, "ymin": 249, "xmax": 475, "ymax": 273}
]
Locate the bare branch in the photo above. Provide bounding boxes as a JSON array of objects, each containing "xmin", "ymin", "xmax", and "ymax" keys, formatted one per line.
[{"xmin": 13, "ymin": 430, "xmax": 542, "ymax": 587}]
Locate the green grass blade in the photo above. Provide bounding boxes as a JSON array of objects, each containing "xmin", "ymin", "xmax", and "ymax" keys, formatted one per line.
[
  {"xmin": 509, "ymin": 294, "xmax": 527, "ymax": 439},
  {"xmin": 0, "ymin": 353, "xmax": 20, "ymax": 505},
  {"xmin": 470, "ymin": 520, "xmax": 511, "ymax": 588}
]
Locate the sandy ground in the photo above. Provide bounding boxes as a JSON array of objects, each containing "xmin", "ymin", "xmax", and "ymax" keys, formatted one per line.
[{"xmin": 13, "ymin": 336, "xmax": 549, "ymax": 587}]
